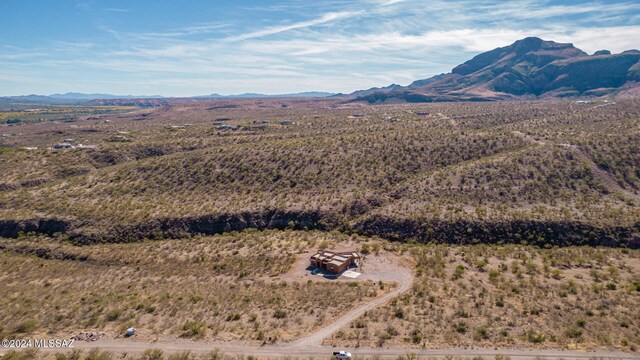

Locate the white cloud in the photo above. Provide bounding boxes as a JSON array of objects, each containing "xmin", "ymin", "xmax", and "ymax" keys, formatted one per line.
[
  {"xmin": 224, "ymin": 10, "xmax": 364, "ymax": 41},
  {"xmin": 105, "ymin": 8, "xmax": 129, "ymax": 13},
  {"xmin": 2, "ymin": 0, "xmax": 639, "ymax": 96}
]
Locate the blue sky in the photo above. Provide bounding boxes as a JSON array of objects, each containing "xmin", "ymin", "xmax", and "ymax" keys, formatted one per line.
[{"xmin": 1, "ymin": 0, "xmax": 639, "ymax": 96}]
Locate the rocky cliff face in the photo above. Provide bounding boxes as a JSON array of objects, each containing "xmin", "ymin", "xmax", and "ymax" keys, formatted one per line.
[{"xmin": 351, "ymin": 37, "xmax": 640, "ymax": 103}]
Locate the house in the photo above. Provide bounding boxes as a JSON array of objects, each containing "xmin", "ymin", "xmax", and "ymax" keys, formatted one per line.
[
  {"xmin": 50, "ymin": 143, "xmax": 74, "ymax": 150},
  {"xmin": 310, "ymin": 250, "xmax": 360, "ymax": 274}
]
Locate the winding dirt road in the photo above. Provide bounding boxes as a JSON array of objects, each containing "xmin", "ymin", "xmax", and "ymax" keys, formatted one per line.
[
  {"xmin": 35, "ymin": 260, "xmax": 637, "ymax": 359},
  {"xmin": 291, "ymin": 264, "xmax": 413, "ymax": 347}
]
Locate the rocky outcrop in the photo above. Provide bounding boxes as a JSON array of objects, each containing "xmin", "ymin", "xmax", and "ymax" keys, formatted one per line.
[{"xmin": 350, "ymin": 37, "xmax": 640, "ymax": 103}]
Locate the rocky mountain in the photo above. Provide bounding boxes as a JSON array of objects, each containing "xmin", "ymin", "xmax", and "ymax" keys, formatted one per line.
[
  {"xmin": 351, "ymin": 37, "xmax": 640, "ymax": 103},
  {"xmin": 334, "ymin": 83, "xmax": 404, "ymax": 99}
]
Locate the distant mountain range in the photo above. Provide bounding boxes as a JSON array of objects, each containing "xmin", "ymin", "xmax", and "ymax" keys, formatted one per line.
[
  {"xmin": 345, "ymin": 37, "xmax": 640, "ymax": 103},
  {"xmin": 0, "ymin": 91, "xmax": 336, "ymax": 104},
  {"xmin": 198, "ymin": 91, "xmax": 335, "ymax": 99},
  {"xmin": 50, "ymin": 93, "xmax": 163, "ymax": 100},
  {"xmin": 4, "ymin": 37, "xmax": 640, "ymax": 105}
]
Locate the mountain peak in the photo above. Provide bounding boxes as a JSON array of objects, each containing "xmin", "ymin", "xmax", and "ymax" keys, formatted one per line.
[
  {"xmin": 451, "ymin": 37, "xmax": 586, "ymax": 76},
  {"xmin": 512, "ymin": 36, "xmax": 544, "ymax": 51},
  {"xmin": 349, "ymin": 37, "xmax": 640, "ymax": 103}
]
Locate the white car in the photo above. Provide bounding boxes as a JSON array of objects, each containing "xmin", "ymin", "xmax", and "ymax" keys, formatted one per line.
[{"xmin": 333, "ymin": 351, "xmax": 352, "ymax": 359}]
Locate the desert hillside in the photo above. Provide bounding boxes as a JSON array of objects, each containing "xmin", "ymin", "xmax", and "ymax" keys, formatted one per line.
[{"xmin": 1, "ymin": 99, "xmax": 639, "ymax": 247}]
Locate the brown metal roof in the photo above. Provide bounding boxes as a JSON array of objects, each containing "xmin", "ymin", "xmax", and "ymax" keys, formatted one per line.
[{"xmin": 310, "ymin": 249, "xmax": 358, "ymax": 265}]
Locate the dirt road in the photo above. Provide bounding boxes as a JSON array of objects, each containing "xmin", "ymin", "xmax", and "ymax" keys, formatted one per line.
[
  {"xmin": 291, "ymin": 263, "xmax": 413, "ymax": 347},
  {"xmin": 43, "ymin": 339, "xmax": 637, "ymax": 359},
  {"xmin": 34, "ymin": 256, "xmax": 637, "ymax": 359},
  {"xmin": 561, "ymin": 143, "xmax": 640, "ymax": 203}
]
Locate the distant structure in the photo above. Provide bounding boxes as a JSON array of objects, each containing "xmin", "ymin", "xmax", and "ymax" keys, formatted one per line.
[
  {"xmin": 50, "ymin": 143, "xmax": 74, "ymax": 150},
  {"xmin": 279, "ymin": 119, "xmax": 294, "ymax": 125},
  {"xmin": 216, "ymin": 124, "xmax": 238, "ymax": 130},
  {"xmin": 310, "ymin": 250, "xmax": 360, "ymax": 274},
  {"xmin": 49, "ymin": 142, "xmax": 96, "ymax": 150}
]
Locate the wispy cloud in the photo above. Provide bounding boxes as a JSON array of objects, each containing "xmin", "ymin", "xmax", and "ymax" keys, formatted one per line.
[
  {"xmin": 225, "ymin": 10, "xmax": 364, "ymax": 41},
  {"xmin": 105, "ymin": 8, "xmax": 129, "ymax": 13},
  {"xmin": 1, "ymin": 0, "xmax": 639, "ymax": 96}
]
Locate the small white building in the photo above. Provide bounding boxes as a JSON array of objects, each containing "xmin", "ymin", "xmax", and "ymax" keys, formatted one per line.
[{"xmin": 50, "ymin": 143, "xmax": 75, "ymax": 150}]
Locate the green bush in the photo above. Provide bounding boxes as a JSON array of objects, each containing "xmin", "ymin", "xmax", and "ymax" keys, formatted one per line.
[
  {"xmin": 13, "ymin": 319, "xmax": 38, "ymax": 334},
  {"xmin": 141, "ymin": 349, "xmax": 164, "ymax": 360},
  {"xmin": 453, "ymin": 265, "xmax": 465, "ymax": 280},
  {"xmin": 84, "ymin": 349, "xmax": 113, "ymax": 360},
  {"xmin": 106, "ymin": 309, "xmax": 121, "ymax": 321},
  {"xmin": 474, "ymin": 326, "xmax": 489, "ymax": 340},
  {"xmin": 394, "ymin": 307, "xmax": 405, "ymax": 319},
  {"xmin": 181, "ymin": 320, "xmax": 206, "ymax": 338},
  {"xmin": 526, "ymin": 330, "xmax": 545, "ymax": 343},
  {"xmin": 566, "ymin": 327, "xmax": 583, "ymax": 339},
  {"xmin": 454, "ymin": 322, "xmax": 467, "ymax": 333},
  {"xmin": 168, "ymin": 351, "xmax": 192, "ymax": 360}
]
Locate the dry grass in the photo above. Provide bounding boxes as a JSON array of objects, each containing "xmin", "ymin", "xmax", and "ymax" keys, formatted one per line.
[
  {"xmin": 330, "ymin": 244, "xmax": 640, "ymax": 351},
  {"xmin": 0, "ymin": 348, "xmax": 232, "ymax": 360},
  {"xmin": 1, "ymin": 99, "xmax": 639, "ymax": 246},
  {"xmin": 0, "ymin": 230, "xmax": 389, "ymax": 343}
]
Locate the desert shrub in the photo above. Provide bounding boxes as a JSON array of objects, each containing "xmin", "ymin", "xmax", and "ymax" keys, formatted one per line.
[
  {"xmin": 84, "ymin": 349, "xmax": 113, "ymax": 360},
  {"xmin": 454, "ymin": 322, "xmax": 467, "ymax": 334},
  {"xmin": 13, "ymin": 319, "xmax": 38, "ymax": 334},
  {"xmin": 474, "ymin": 326, "xmax": 490, "ymax": 340},
  {"xmin": 526, "ymin": 330, "xmax": 545, "ymax": 343},
  {"xmin": 361, "ymin": 243, "xmax": 371, "ymax": 255},
  {"xmin": 168, "ymin": 351, "xmax": 192, "ymax": 360},
  {"xmin": 453, "ymin": 265, "xmax": 465, "ymax": 280},
  {"xmin": 566, "ymin": 327, "xmax": 583, "ymax": 339},
  {"xmin": 394, "ymin": 307, "xmax": 405, "ymax": 319},
  {"xmin": 410, "ymin": 329, "xmax": 422, "ymax": 344},
  {"xmin": 141, "ymin": 349, "xmax": 164, "ymax": 360},
  {"xmin": 203, "ymin": 350, "xmax": 221, "ymax": 360},
  {"xmin": 181, "ymin": 321, "xmax": 206, "ymax": 338},
  {"xmin": 2, "ymin": 349, "xmax": 40, "ymax": 360}
]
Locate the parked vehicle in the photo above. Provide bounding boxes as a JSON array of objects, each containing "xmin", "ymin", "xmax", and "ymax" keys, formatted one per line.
[{"xmin": 333, "ymin": 351, "xmax": 352, "ymax": 359}]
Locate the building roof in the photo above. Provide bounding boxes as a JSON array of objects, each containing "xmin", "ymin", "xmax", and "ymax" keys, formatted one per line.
[
  {"xmin": 327, "ymin": 260, "xmax": 344, "ymax": 267},
  {"xmin": 310, "ymin": 249, "xmax": 358, "ymax": 268}
]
